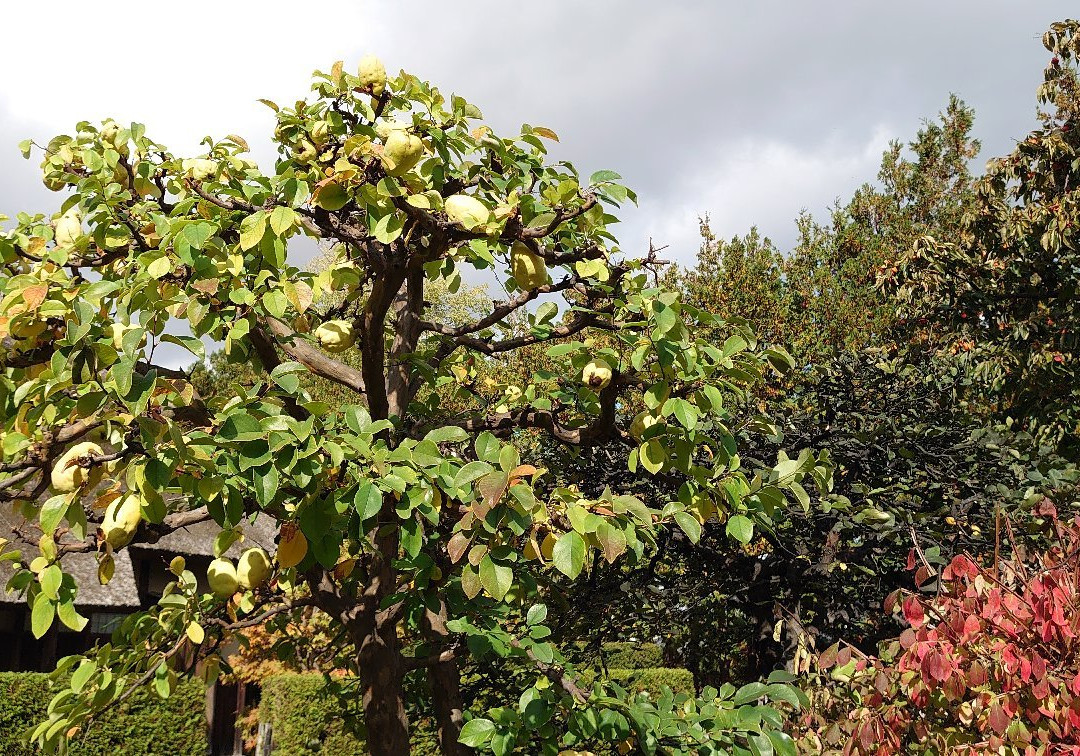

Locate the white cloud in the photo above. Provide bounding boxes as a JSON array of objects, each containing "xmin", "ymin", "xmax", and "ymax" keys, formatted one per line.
[{"xmin": 0, "ymin": 1, "xmax": 387, "ymax": 155}]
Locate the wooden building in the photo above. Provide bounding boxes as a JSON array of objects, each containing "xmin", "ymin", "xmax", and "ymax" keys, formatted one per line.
[{"xmin": 0, "ymin": 508, "xmax": 276, "ymax": 755}]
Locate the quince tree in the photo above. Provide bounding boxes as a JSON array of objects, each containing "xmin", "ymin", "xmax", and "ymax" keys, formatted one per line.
[{"xmin": 0, "ymin": 59, "xmax": 828, "ymax": 755}]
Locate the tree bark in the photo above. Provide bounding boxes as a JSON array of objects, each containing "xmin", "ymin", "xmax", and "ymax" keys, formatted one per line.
[
  {"xmin": 423, "ymin": 600, "xmax": 469, "ymax": 755},
  {"xmin": 358, "ymin": 622, "xmax": 410, "ymax": 756},
  {"xmin": 355, "ymin": 525, "xmax": 410, "ymax": 756}
]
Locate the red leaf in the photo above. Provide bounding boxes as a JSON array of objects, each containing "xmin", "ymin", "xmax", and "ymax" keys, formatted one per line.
[
  {"xmin": 907, "ymin": 548, "xmax": 917, "ymax": 571},
  {"xmin": 988, "ymin": 703, "xmax": 1010, "ymax": 734},
  {"xmin": 928, "ymin": 652, "xmax": 951, "ymax": 682},
  {"xmin": 948, "ymin": 554, "xmax": 977, "ymax": 580},
  {"xmin": 903, "ymin": 596, "xmax": 926, "ymax": 628}
]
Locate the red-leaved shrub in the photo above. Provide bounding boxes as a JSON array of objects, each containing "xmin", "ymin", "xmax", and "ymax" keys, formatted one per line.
[{"xmin": 804, "ymin": 506, "xmax": 1080, "ymax": 754}]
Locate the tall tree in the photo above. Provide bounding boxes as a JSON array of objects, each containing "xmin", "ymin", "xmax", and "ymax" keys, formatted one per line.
[
  {"xmin": 0, "ymin": 59, "xmax": 824, "ymax": 754},
  {"xmin": 888, "ymin": 22, "xmax": 1080, "ymax": 455}
]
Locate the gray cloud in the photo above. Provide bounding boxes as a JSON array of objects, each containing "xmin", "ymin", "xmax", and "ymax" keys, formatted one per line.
[{"xmin": 1, "ymin": 2, "xmax": 1072, "ymax": 269}]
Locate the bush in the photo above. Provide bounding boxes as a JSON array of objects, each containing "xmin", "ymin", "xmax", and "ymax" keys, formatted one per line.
[
  {"xmin": 568, "ymin": 641, "xmax": 666, "ymax": 669},
  {"xmin": 804, "ymin": 508, "xmax": 1080, "ymax": 753},
  {"xmin": 0, "ymin": 672, "xmax": 206, "ymax": 756},
  {"xmin": 260, "ymin": 673, "xmax": 440, "ymax": 755},
  {"xmin": 609, "ymin": 667, "xmax": 695, "ymax": 696}
]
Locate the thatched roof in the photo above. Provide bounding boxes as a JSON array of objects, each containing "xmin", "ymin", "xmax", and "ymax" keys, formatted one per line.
[
  {"xmin": 0, "ymin": 505, "xmax": 278, "ymax": 608},
  {"xmin": 131, "ymin": 514, "xmax": 278, "ymax": 559},
  {"xmin": 0, "ymin": 508, "xmax": 141, "ymax": 608}
]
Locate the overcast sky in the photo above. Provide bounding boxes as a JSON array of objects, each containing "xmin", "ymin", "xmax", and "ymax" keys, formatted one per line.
[{"xmin": 0, "ymin": 3, "xmax": 1072, "ymax": 281}]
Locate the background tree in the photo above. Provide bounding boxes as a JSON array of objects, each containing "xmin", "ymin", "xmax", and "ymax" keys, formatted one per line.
[
  {"xmin": 0, "ymin": 59, "xmax": 827, "ymax": 755},
  {"xmin": 888, "ymin": 21, "xmax": 1080, "ymax": 456}
]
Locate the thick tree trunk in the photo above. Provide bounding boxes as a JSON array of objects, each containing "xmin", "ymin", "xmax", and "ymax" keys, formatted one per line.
[
  {"xmin": 357, "ymin": 525, "xmax": 411, "ymax": 756},
  {"xmin": 428, "ymin": 659, "xmax": 468, "ymax": 755},
  {"xmin": 358, "ymin": 621, "xmax": 410, "ymax": 756},
  {"xmin": 423, "ymin": 601, "xmax": 468, "ymax": 755}
]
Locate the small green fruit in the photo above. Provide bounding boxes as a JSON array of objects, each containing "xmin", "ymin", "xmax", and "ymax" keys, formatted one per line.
[
  {"xmin": 445, "ymin": 195, "xmax": 490, "ymax": 230},
  {"xmin": 51, "ymin": 441, "xmax": 103, "ymax": 493},
  {"xmin": 181, "ymin": 158, "xmax": 217, "ymax": 181},
  {"xmin": 237, "ymin": 548, "xmax": 272, "ymax": 589},
  {"xmin": 102, "ymin": 494, "xmax": 142, "ymax": 549},
  {"xmin": 53, "ymin": 208, "xmax": 82, "ymax": 248},
  {"xmin": 629, "ymin": 411, "xmax": 658, "ymax": 440},
  {"xmin": 357, "ymin": 54, "xmax": 387, "ymax": 96},
  {"xmin": 381, "ymin": 130, "xmax": 423, "ymax": 176},
  {"xmin": 107, "ymin": 322, "xmax": 145, "ymax": 351},
  {"xmin": 207, "ymin": 558, "xmax": 239, "ymax": 598},
  {"xmin": 292, "ymin": 139, "xmax": 318, "ymax": 164}
]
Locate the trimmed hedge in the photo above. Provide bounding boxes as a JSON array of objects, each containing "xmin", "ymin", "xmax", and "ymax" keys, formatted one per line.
[
  {"xmin": 260, "ymin": 646, "xmax": 693, "ymax": 754},
  {"xmin": 609, "ymin": 667, "xmax": 695, "ymax": 696},
  {"xmin": 600, "ymin": 642, "xmax": 665, "ymax": 669},
  {"xmin": 0, "ymin": 672, "xmax": 207, "ymax": 756},
  {"xmin": 260, "ymin": 673, "xmax": 440, "ymax": 755}
]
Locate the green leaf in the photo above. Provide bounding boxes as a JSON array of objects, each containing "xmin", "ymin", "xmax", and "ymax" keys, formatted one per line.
[
  {"xmin": 639, "ymin": 439, "xmax": 666, "ymax": 475},
  {"xmin": 589, "ymin": 170, "xmax": 622, "ymax": 184},
  {"xmin": 552, "ymin": 531, "xmax": 586, "ymax": 579},
  {"xmin": 31, "ymin": 597, "xmax": 55, "ymax": 639},
  {"xmin": 70, "ymin": 661, "xmax": 96, "ymax": 692},
  {"xmin": 219, "ymin": 412, "xmax": 262, "ymax": 442},
  {"xmin": 354, "ymin": 483, "xmax": 383, "ymax": 520},
  {"xmin": 181, "ymin": 222, "xmax": 214, "ymax": 250},
  {"xmin": 459, "ymin": 718, "xmax": 496, "ymax": 748},
  {"xmin": 673, "ymin": 512, "xmax": 702, "ymax": 544},
  {"xmin": 526, "ymin": 604, "xmax": 548, "ymax": 626},
  {"xmin": 39, "ymin": 496, "xmax": 69, "ymax": 534},
  {"xmin": 454, "ymin": 460, "xmax": 494, "ymax": 490},
  {"xmin": 270, "ymin": 206, "xmax": 298, "ymax": 235},
  {"xmin": 667, "ymin": 397, "xmax": 700, "ymax": 430},
  {"xmin": 478, "ymin": 555, "xmax": 513, "ymax": 601},
  {"xmin": 239, "ymin": 211, "xmax": 268, "ymax": 251},
  {"xmin": 424, "ymin": 426, "xmax": 469, "ymax": 444},
  {"xmin": 39, "ymin": 565, "xmax": 62, "ymax": 600},
  {"xmin": 768, "ymin": 731, "xmax": 798, "ymax": 756},
  {"xmin": 57, "ymin": 600, "xmax": 88, "ymax": 632},
  {"xmin": 733, "ymin": 681, "xmax": 768, "ymax": 705},
  {"xmin": 726, "ymin": 514, "xmax": 754, "ymax": 544}
]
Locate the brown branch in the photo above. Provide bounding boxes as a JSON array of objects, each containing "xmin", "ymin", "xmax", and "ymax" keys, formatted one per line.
[
  {"xmin": 56, "ymin": 505, "xmax": 214, "ymax": 555},
  {"xmin": 256, "ymin": 317, "xmax": 367, "ymax": 396},
  {"xmin": 204, "ymin": 598, "xmax": 315, "ymax": 631},
  {"xmin": 418, "ymin": 273, "xmax": 583, "ymax": 340},
  {"xmin": 519, "ymin": 193, "xmax": 598, "ymax": 239}
]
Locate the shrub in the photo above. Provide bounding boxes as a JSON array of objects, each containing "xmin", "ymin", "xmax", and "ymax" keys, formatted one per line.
[
  {"xmin": 570, "ymin": 641, "xmax": 666, "ymax": 669},
  {"xmin": 609, "ymin": 667, "xmax": 695, "ymax": 696},
  {"xmin": 0, "ymin": 672, "xmax": 206, "ymax": 756},
  {"xmin": 260, "ymin": 673, "xmax": 440, "ymax": 755},
  {"xmin": 805, "ymin": 505, "xmax": 1080, "ymax": 753}
]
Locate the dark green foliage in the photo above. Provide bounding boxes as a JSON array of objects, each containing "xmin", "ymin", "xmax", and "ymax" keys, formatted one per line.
[
  {"xmin": 260, "ymin": 674, "xmax": 440, "ymax": 756},
  {"xmin": 0, "ymin": 672, "xmax": 206, "ymax": 756},
  {"xmin": 610, "ymin": 667, "xmax": 695, "ymax": 696},
  {"xmin": 888, "ymin": 22, "xmax": 1080, "ymax": 455}
]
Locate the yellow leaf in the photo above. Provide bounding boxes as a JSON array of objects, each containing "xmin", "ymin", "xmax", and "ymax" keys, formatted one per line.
[
  {"xmin": 285, "ymin": 281, "xmax": 313, "ymax": 314},
  {"xmin": 97, "ymin": 553, "xmax": 114, "ymax": 585},
  {"xmin": 22, "ymin": 284, "xmax": 48, "ymax": 310},
  {"xmin": 186, "ymin": 621, "xmax": 205, "ymax": 645},
  {"xmin": 533, "ymin": 126, "xmax": 559, "ymax": 142}
]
